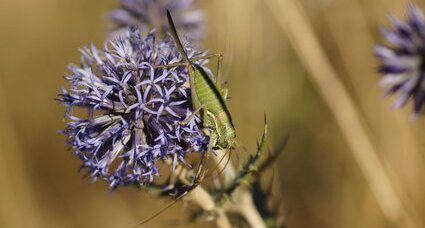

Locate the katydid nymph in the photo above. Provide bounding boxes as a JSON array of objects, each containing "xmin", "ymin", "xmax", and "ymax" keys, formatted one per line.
[
  {"xmin": 165, "ymin": 10, "xmax": 237, "ymax": 197},
  {"xmin": 134, "ymin": 11, "xmax": 237, "ymax": 227}
]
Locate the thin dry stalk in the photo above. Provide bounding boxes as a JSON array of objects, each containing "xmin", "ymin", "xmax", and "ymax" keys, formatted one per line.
[
  {"xmin": 264, "ymin": 0, "xmax": 418, "ymax": 227},
  {"xmin": 213, "ymin": 150, "xmax": 267, "ymax": 228},
  {"xmin": 174, "ymin": 150, "xmax": 267, "ymax": 228},
  {"xmin": 321, "ymin": 0, "xmax": 424, "ymax": 225},
  {"xmin": 189, "ymin": 186, "xmax": 232, "ymax": 228}
]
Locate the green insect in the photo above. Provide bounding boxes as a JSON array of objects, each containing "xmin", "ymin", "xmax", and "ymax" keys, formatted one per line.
[
  {"xmin": 165, "ymin": 10, "xmax": 237, "ymax": 196},
  {"xmin": 135, "ymin": 11, "xmax": 238, "ymax": 227}
]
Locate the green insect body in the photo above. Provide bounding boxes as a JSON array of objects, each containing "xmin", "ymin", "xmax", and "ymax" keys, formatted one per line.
[
  {"xmin": 167, "ymin": 10, "xmax": 236, "ymax": 151},
  {"xmin": 137, "ymin": 11, "xmax": 257, "ymax": 227},
  {"xmin": 163, "ymin": 11, "xmax": 238, "ymax": 197},
  {"xmin": 191, "ymin": 64, "xmax": 236, "ymax": 149}
]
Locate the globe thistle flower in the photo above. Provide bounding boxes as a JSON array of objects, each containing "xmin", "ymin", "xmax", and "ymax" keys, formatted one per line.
[
  {"xmin": 108, "ymin": 0, "xmax": 205, "ymax": 41},
  {"xmin": 59, "ymin": 27, "xmax": 210, "ymax": 189},
  {"xmin": 375, "ymin": 4, "xmax": 425, "ymax": 117}
]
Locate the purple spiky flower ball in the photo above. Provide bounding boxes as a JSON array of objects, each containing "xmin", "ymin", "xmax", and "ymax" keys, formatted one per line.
[
  {"xmin": 59, "ymin": 27, "xmax": 209, "ymax": 189},
  {"xmin": 109, "ymin": 0, "xmax": 205, "ymax": 41},
  {"xmin": 375, "ymin": 4, "xmax": 425, "ymax": 117}
]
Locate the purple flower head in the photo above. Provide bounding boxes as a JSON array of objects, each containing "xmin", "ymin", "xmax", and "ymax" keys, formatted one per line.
[
  {"xmin": 375, "ymin": 4, "xmax": 425, "ymax": 117},
  {"xmin": 60, "ymin": 27, "xmax": 210, "ymax": 189},
  {"xmin": 109, "ymin": 0, "xmax": 205, "ymax": 41}
]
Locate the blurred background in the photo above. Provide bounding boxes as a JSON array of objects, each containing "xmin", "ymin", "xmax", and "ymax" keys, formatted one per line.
[{"xmin": 1, "ymin": 0, "xmax": 425, "ymax": 227}]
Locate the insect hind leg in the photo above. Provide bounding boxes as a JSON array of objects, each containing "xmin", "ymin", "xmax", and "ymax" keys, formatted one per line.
[{"xmin": 174, "ymin": 131, "xmax": 218, "ymax": 199}]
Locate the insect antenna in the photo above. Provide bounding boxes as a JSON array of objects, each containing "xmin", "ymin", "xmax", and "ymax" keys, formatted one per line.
[
  {"xmin": 132, "ymin": 198, "xmax": 180, "ymax": 228},
  {"xmin": 134, "ymin": 148, "xmax": 239, "ymax": 226},
  {"xmin": 134, "ymin": 11, "xmax": 239, "ymax": 228},
  {"xmin": 205, "ymin": 148, "xmax": 233, "ymax": 180},
  {"xmin": 132, "ymin": 149, "xmax": 224, "ymax": 226}
]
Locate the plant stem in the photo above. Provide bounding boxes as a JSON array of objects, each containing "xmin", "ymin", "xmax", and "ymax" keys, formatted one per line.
[
  {"xmin": 213, "ymin": 150, "xmax": 236, "ymax": 188},
  {"xmin": 188, "ymin": 186, "xmax": 232, "ymax": 228},
  {"xmin": 166, "ymin": 157, "xmax": 232, "ymax": 227},
  {"xmin": 214, "ymin": 150, "xmax": 267, "ymax": 228}
]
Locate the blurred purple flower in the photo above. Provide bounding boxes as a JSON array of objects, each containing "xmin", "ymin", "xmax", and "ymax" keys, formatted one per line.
[
  {"xmin": 59, "ymin": 27, "xmax": 209, "ymax": 188},
  {"xmin": 109, "ymin": 0, "xmax": 205, "ymax": 41},
  {"xmin": 375, "ymin": 4, "xmax": 425, "ymax": 117}
]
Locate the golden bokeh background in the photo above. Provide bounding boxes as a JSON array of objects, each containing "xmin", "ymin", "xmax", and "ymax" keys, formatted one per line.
[{"xmin": 1, "ymin": 0, "xmax": 425, "ymax": 227}]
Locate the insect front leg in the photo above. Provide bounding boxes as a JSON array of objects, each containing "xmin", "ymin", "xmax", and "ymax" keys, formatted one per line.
[
  {"xmin": 152, "ymin": 62, "xmax": 188, "ymax": 69},
  {"xmin": 191, "ymin": 111, "xmax": 220, "ymax": 185},
  {"xmin": 173, "ymin": 105, "xmax": 205, "ymax": 127},
  {"xmin": 153, "ymin": 53, "xmax": 229, "ymax": 98}
]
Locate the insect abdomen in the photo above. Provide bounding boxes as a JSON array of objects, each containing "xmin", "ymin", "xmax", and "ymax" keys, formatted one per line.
[
  {"xmin": 193, "ymin": 66, "xmax": 228, "ymax": 115},
  {"xmin": 192, "ymin": 66, "xmax": 236, "ymax": 148}
]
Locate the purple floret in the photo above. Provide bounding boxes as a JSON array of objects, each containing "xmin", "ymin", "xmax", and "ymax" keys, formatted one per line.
[
  {"xmin": 109, "ymin": 0, "xmax": 205, "ymax": 41},
  {"xmin": 59, "ymin": 27, "xmax": 209, "ymax": 188},
  {"xmin": 375, "ymin": 4, "xmax": 425, "ymax": 116}
]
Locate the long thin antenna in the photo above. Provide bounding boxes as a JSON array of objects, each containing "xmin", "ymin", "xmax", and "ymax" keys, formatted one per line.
[{"xmin": 132, "ymin": 199, "xmax": 180, "ymax": 228}]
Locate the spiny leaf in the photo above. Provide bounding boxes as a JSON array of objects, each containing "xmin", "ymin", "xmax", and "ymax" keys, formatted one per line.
[{"xmin": 222, "ymin": 116, "xmax": 269, "ymax": 194}]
